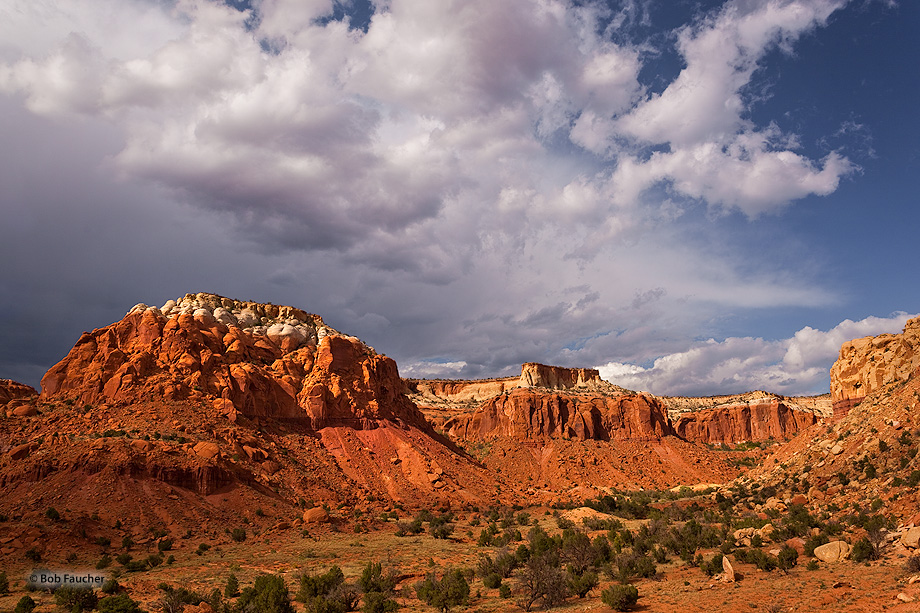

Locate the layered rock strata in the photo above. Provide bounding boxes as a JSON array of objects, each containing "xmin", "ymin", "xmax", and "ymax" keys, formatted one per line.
[
  {"xmin": 405, "ymin": 363, "xmax": 605, "ymax": 405},
  {"xmin": 830, "ymin": 316, "xmax": 920, "ymax": 415},
  {"xmin": 674, "ymin": 398, "xmax": 817, "ymax": 444},
  {"xmin": 444, "ymin": 388, "xmax": 674, "ymax": 442}
]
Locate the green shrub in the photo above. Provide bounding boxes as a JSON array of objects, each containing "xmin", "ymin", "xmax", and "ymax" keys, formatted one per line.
[
  {"xmin": 236, "ymin": 574, "xmax": 295, "ymax": 613},
  {"xmin": 101, "ymin": 579, "xmax": 120, "ymax": 594},
  {"xmin": 98, "ymin": 593, "xmax": 142, "ymax": 613},
  {"xmin": 415, "ymin": 568, "xmax": 470, "ymax": 612},
  {"xmin": 482, "ymin": 573, "xmax": 501, "ymax": 589},
  {"xmin": 361, "ymin": 591, "xmax": 398, "ymax": 613},
  {"xmin": 701, "ymin": 553, "xmax": 723, "ymax": 577},
  {"xmin": 806, "ymin": 560, "xmax": 819, "ymax": 571},
  {"xmin": 777, "ymin": 545, "xmax": 798, "ymax": 571},
  {"xmin": 231, "ymin": 528, "xmax": 247, "ymax": 542},
  {"xmin": 601, "ymin": 584, "xmax": 639, "ymax": 611},
  {"xmin": 850, "ymin": 537, "xmax": 876, "ymax": 563},
  {"xmin": 394, "ymin": 519, "xmax": 423, "ymax": 537},
  {"xmin": 297, "ymin": 566, "xmax": 344, "ymax": 601},
  {"xmin": 54, "ymin": 586, "xmax": 98, "ymax": 612},
  {"xmin": 429, "ymin": 514, "xmax": 455, "ymax": 540},
  {"xmin": 157, "ymin": 538, "xmax": 173, "ymax": 552},
  {"xmin": 359, "ymin": 562, "xmax": 399, "ymax": 613},
  {"xmin": 14, "ymin": 596, "xmax": 36, "ymax": 613},
  {"xmin": 566, "ymin": 569, "xmax": 597, "ymax": 598},
  {"xmin": 0, "ymin": 570, "xmax": 9, "ymax": 594},
  {"xmin": 804, "ymin": 534, "xmax": 829, "ymax": 557},
  {"xmin": 225, "ymin": 573, "xmax": 240, "ymax": 598},
  {"xmin": 498, "ymin": 584, "xmax": 511, "ymax": 598}
]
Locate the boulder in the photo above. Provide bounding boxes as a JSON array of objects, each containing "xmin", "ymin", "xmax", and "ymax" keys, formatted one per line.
[
  {"xmin": 722, "ymin": 556, "xmax": 736, "ymax": 582},
  {"xmin": 193, "ymin": 442, "xmax": 220, "ymax": 460},
  {"xmin": 901, "ymin": 527, "xmax": 920, "ymax": 549},
  {"xmin": 9, "ymin": 443, "xmax": 34, "ymax": 461},
  {"xmin": 814, "ymin": 540, "xmax": 851, "ymax": 563},
  {"xmin": 734, "ymin": 527, "xmax": 757, "ymax": 546},
  {"xmin": 302, "ymin": 507, "xmax": 329, "ymax": 523},
  {"xmin": 784, "ymin": 538, "xmax": 806, "ymax": 555},
  {"xmin": 11, "ymin": 405, "xmax": 38, "ymax": 417}
]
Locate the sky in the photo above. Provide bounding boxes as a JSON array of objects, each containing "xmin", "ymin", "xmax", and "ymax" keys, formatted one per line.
[{"xmin": 1, "ymin": 0, "xmax": 918, "ymax": 397}]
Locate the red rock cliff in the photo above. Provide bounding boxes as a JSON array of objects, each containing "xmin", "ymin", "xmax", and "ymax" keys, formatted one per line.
[
  {"xmin": 674, "ymin": 398, "xmax": 817, "ymax": 444},
  {"xmin": 444, "ymin": 388, "xmax": 674, "ymax": 442},
  {"xmin": 40, "ymin": 293, "xmax": 427, "ymax": 430},
  {"xmin": 830, "ymin": 316, "xmax": 920, "ymax": 415}
]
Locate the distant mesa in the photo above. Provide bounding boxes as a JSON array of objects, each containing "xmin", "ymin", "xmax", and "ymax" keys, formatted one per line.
[
  {"xmin": 830, "ymin": 316, "xmax": 920, "ymax": 416},
  {"xmin": 404, "ymin": 362, "xmax": 609, "ymax": 405}
]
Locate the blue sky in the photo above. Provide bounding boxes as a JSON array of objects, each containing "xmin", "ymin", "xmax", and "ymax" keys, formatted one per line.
[{"xmin": 0, "ymin": 0, "xmax": 917, "ymax": 396}]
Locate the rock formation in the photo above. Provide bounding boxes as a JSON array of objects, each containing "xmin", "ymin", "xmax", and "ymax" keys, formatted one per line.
[
  {"xmin": 519, "ymin": 363, "xmax": 602, "ymax": 389},
  {"xmin": 405, "ymin": 363, "xmax": 609, "ymax": 406},
  {"xmin": 444, "ymin": 389, "xmax": 673, "ymax": 442},
  {"xmin": 404, "ymin": 377, "xmax": 521, "ymax": 404},
  {"xmin": 0, "ymin": 379, "xmax": 36, "ymax": 405},
  {"xmin": 830, "ymin": 316, "xmax": 920, "ymax": 415},
  {"xmin": 40, "ymin": 292, "xmax": 427, "ymax": 430},
  {"xmin": 674, "ymin": 397, "xmax": 817, "ymax": 444}
]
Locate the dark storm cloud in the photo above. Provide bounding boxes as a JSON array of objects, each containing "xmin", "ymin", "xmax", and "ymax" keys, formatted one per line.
[{"xmin": 1, "ymin": 0, "xmax": 911, "ymax": 396}]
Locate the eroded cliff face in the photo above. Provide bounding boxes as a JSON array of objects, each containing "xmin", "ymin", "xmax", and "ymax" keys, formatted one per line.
[
  {"xmin": 444, "ymin": 388, "xmax": 674, "ymax": 442},
  {"xmin": 830, "ymin": 317, "xmax": 920, "ymax": 415},
  {"xmin": 519, "ymin": 363, "xmax": 602, "ymax": 388},
  {"xmin": 40, "ymin": 292, "xmax": 427, "ymax": 430},
  {"xmin": 674, "ymin": 398, "xmax": 817, "ymax": 444},
  {"xmin": 405, "ymin": 362, "xmax": 607, "ymax": 407},
  {"xmin": 404, "ymin": 377, "xmax": 521, "ymax": 404}
]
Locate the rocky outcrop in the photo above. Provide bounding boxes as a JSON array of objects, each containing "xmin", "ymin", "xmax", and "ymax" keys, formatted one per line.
[
  {"xmin": 0, "ymin": 379, "xmax": 37, "ymax": 405},
  {"xmin": 830, "ymin": 316, "xmax": 920, "ymax": 415},
  {"xmin": 406, "ymin": 363, "xmax": 606, "ymax": 406},
  {"xmin": 674, "ymin": 398, "xmax": 817, "ymax": 444},
  {"xmin": 40, "ymin": 293, "xmax": 427, "ymax": 430},
  {"xmin": 404, "ymin": 377, "xmax": 521, "ymax": 404},
  {"xmin": 519, "ymin": 363, "xmax": 602, "ymax": 389},
  {"xmin": 444, "ymin": 388, "xmax": 674, "ymax": 442}
]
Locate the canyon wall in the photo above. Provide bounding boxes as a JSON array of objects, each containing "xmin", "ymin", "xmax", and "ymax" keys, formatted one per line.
[
  {"xmin": 830, "ymin": 316, "xmax": 920, "ymax": 415},
  {"xmin": 674, "ymin": 398, "xmax": 817, "ymax": 444},
  {"xmin": 444, "ymin": 388, "xmax": 673, "ymax": 442}
]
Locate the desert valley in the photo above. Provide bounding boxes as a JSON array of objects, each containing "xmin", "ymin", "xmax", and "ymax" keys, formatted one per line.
[{"xmin": 0, "ymin": 292, "xmax": 919, "ymax": 612}]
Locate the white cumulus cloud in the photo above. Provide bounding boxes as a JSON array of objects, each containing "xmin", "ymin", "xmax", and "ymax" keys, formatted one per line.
[{"xmin": 597, "ymin": 312, "xmax": 916, "ymax": 396}]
